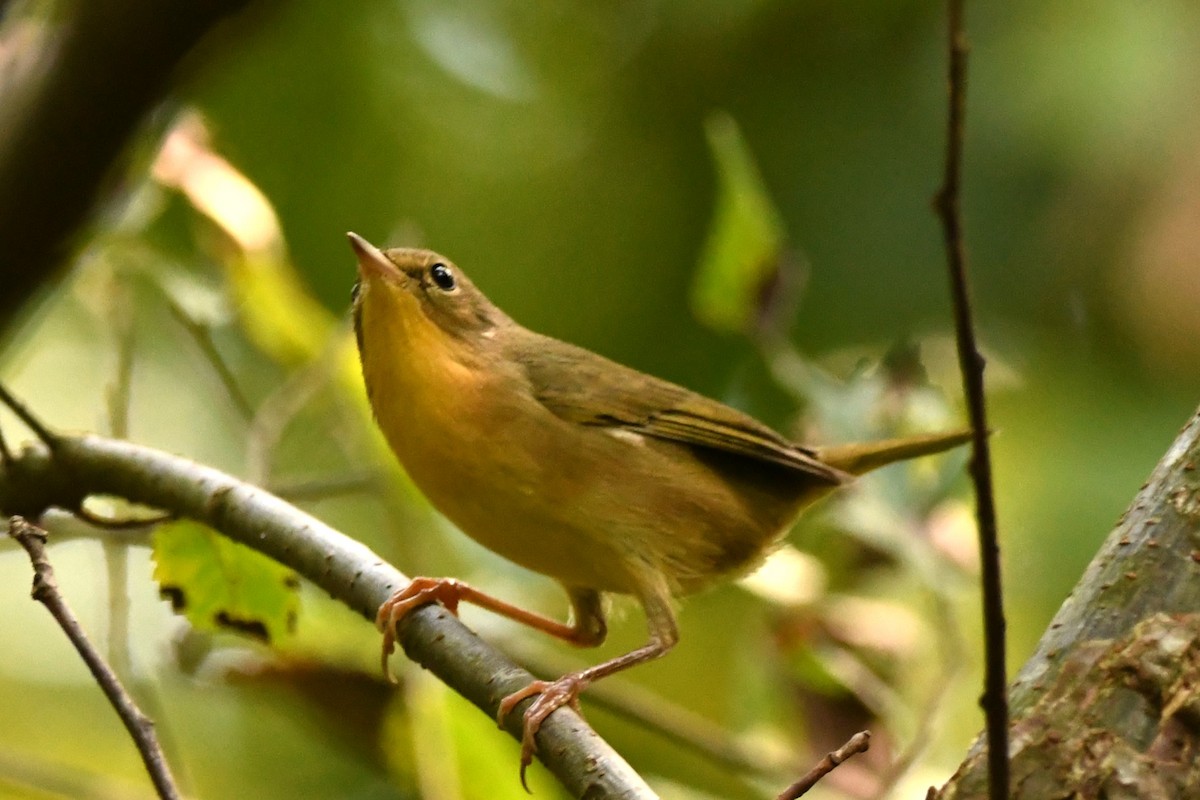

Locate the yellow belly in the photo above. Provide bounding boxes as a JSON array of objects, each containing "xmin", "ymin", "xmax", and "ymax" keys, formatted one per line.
[
  {"xmin": 373, "ymin": 374, "xmax": 799, "ymax": 595},
  {"xmin": 359, "ymin": 305, "xmax": 806, "ymax": 597}
]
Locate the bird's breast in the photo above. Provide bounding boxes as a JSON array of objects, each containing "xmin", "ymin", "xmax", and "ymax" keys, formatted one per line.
[{"xmin": 362, "ymin": 333, "xmax": 808, "ymax": 596}]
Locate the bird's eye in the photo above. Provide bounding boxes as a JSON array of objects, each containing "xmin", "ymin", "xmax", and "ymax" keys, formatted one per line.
[{"xmin": 430, "ymin": 263, "xmax": 456, "ymax": 291}]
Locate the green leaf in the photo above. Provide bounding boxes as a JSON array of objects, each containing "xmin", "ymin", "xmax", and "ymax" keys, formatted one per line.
[
  {"xmin": 692, "ymin": 111, "xmax": 788, "ymax": 335},
  {"xmin": 152, "ymin": 519, "xmax": 299, "ymax": 643}
]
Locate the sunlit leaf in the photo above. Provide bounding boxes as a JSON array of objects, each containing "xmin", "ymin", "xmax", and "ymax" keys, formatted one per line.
[
  {"xmin": 226, "ymin": 251, "xmax": 340, "ymax": 367},
  {"xmin": 692, "ymin": 111, "xmax": 789, "ymax": 336},
  {"xmin": 151, "ymin": 113, "xmax": 337, "ymax": 366},
  {"xmin": 148, "ymin": 112, "xmax": 416, "ymax": 502},
  {"xmin": 152, "ymin": 519, "xmax": 299, "ymax": 643}
]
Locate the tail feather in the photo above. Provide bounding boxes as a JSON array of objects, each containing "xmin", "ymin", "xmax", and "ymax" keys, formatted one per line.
[{"xmin": 814, "ymin": 429, "xmax": 974, "ymax": 477}]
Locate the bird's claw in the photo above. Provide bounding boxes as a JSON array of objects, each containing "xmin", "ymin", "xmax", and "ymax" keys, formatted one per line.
[
  {"xmin": 375, "ymin": 577, "xmax": 466, "ymax": 683},
  {"xmin": 497, "ymin": 674, "xmax": 588, "ymax": 792}
]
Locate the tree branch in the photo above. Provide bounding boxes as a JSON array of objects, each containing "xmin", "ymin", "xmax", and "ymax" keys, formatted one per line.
[
  {"xmin": 776, "ymin": 731, "xmax": 870, "ymax": 800},
  {"xmin": 517, "ymin": 644, "xmax": 792, "ymax": 781},
  {"xmin": 932, "ymin": 1, "xmax": 1010, "ymax": 797},
  {"xmin": 933, "ymin": 405, "xmax": 1200, "ymax": 797},
  {"xmin": 0, "ymin": 434, "xmax": 655, "ymax": 799},
  {"xmin": 5, "ymin": 516, "xmax": 181, "ymax": 800}
]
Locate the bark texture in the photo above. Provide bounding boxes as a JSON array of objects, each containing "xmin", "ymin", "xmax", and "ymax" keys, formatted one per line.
[{"xmin": 934, "ymin": 407, "xmax": 1200, "ymax": 798}]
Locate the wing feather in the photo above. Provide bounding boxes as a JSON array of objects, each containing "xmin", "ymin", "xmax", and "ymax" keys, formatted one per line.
[{"xmin": 509, "ymin": 333, "xmax": 848, "ymax": 484}]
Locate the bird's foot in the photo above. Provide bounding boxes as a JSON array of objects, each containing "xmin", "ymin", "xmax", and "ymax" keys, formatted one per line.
[
  {"xmin": 375, "ymin": 577, "xmax": 468, "ymax": 683},
  {"xmin": 497, "ymin": 673, "xmax": 589, "ymax": 791}
]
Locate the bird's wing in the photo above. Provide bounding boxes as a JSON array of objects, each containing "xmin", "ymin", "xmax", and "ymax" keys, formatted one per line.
[{"xmin": 510, "ymin": 333, "xmax": 848, "ymax": 484}]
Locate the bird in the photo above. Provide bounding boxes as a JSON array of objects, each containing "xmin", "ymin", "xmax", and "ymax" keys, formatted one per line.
[{"xmin": 347, "ymin": 232, "xmax": 969, "ymax": 785}]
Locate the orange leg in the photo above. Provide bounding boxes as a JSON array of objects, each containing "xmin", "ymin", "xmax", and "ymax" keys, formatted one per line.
[
  {"xmin": 376, "ymin": 577, "xmax": 606, "ymax": 682},
  {"xmin": 498, "ymin": 582, "xmax": 680, "ymax": 790}
]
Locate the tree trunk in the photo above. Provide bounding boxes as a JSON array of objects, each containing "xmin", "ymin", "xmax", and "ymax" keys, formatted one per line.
[{"xmin": 933, "ymin": 406, "xmax": 1200, "ymax": 798}]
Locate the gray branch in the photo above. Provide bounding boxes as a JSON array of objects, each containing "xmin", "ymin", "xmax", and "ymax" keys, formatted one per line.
[
  {"xmin": 934, "ymin": 405, "xmax": 1200, "ymax": 798},
  {"xmin": 0, "ymin": 435, "xmax": 655, "ymax": 799}
]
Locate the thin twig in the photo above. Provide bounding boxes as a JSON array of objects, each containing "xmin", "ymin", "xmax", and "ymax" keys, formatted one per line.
[
  {"xmin": 932, "ymin": 2, "xmax": 1009, "ymax": 799},
  {"xmin": 102, "ymin": 535, "xmax": 133, "ymax": 675},
  {"xmin": 75, "ymin": 506, "xmax": 175, "ymax": 530},
  {"xmin": 164, "ymin": 297, "xmax": 255, "ymax": 422},
  {"xmin": 106, "ymin": 278, "xmax": 135, "ymax": 440},
  {"xmin": 776, "ymin": 730, "xmax": 871, "ymax": 800},
  {"xmin": 34, "ymin": 509, "xmax": 157, "ymax": 546},
  {"xmin": 873, "ymin": 582, "xmax": 966, "ymax": 798},
  {"xmin": 0, "ymin": 382, "xmax": 60, "ymax": 449},
  {"xmin": 104, "ymin": 277, "xmax": 136, "ymax": 678},
  {"xmin": 5, "ymin": 516, "xmax": 181, "ymax": 800},
  {"xmin": 246, "ymin": 333, "xmax": 344, "ymax": 486},
  {"xmin": 0, "ymin": 423, "xmax": 12, "ymax": 464}
]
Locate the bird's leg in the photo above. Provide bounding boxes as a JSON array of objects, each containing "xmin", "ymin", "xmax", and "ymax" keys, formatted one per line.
[
  {"xmin": 376, "ymin": 579, "xmax": 606, "ymax": 681},
  {"xmin": 498, "ymin": 582, "xmax": 679, "ymax": 789}
]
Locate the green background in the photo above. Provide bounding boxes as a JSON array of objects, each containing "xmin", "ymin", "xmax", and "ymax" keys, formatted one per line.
[{"xmin": 2, "ymin": 1, "xmax": 1199, "ymax": 798}]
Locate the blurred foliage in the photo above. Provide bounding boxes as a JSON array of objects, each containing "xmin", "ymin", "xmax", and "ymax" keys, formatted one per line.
[
  {"xmin": 3, "ymin": 1, "xmax": 1200, "ymax": 799},
  {"xmin": 152, "ymin": 519, "xmax": 299, "ymax": 644},
  {"xmin": 692, "ymin": 112, "xmax": 788, "ymax": 338}
]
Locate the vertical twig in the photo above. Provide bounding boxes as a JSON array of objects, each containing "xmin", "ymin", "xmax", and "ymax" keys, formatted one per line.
[
  {"xmin": 164, "ymin": 297, "xmax": 256, "ymax": 423},
  {"xmin": 932, "ymin": 2, "xmax": 1009, "ymax": 799},
  {"xmin": 6, "ymin": 516, "xmax": 182, "ymax": 800},
  {"xmin": 104, "ymin": 277, "xmax": 135, "ymax": 677},
  {"xmin": 873, "ymin": 585, "xmax": 967, "ymax": 798},
  {"xmin": 245, "ymin": 333, "xmax": 344, "ymax": 486},
  {"xmin": 0, "ymin": 423, "xmax": 12, "ymax": 464},
  {"xmin": 105, "ymin": 280, "xmax": 135, "ymax": 442}
]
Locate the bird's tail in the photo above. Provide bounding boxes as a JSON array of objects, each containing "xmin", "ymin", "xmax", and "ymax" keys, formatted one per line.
[{"xmin": 814, "ymin": 429, "xmax": 974, "ymax": 477}]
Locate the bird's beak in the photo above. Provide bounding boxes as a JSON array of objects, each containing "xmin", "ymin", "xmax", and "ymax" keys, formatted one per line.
[{"xmin": 347, "ymin": 232, "xmax": 401, "ymax": 283}]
